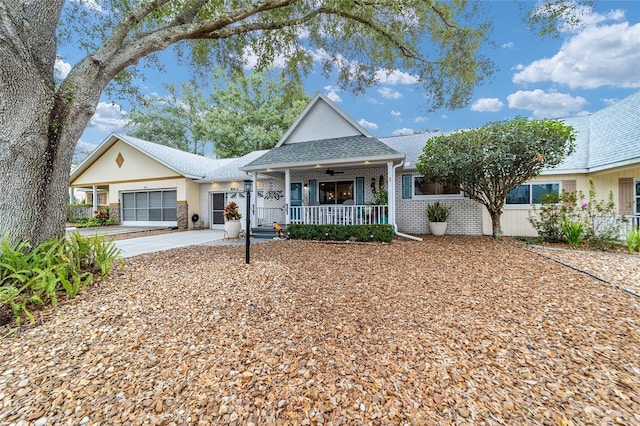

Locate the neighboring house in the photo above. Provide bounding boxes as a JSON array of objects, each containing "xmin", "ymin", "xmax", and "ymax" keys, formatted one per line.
[{"xmin": 70, "ymin": 91, "xmax": 640, "ymax": 237}]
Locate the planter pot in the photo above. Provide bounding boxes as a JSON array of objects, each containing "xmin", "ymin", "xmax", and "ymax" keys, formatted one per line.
[
  {"xmin": 429, "ymin": 221, "xmax": 447, "ymax": 236},
  {"xmin": 225, "ymin": 219, "xmax": 241, "ymax": 238}
]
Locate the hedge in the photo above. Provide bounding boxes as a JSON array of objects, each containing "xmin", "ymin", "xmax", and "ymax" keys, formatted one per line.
[{"xmin": 286, "ymin": 224, "xmax": 394, "ymax": 242}]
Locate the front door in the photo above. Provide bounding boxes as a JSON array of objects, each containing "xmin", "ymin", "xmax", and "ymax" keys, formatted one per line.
[
  {"xmin": 211, "ymin": 193, "xmax": 225, "ymax": 226},
  {"xmin": 290, "ymin": 182, "xmax": 303, "ymax": 221}
]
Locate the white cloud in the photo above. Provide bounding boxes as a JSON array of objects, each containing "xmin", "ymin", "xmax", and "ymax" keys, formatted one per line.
[
  {"xmin": 358, "ymin": 119, "xmax": 379, "ymax": 130},
  {"xmin": 470, "ymin": 98, "xmax": 504, "ymax": 113},
  {"xmin": 377, "ymin": 87, "xmax": 403, "ymax": 100},
  {"xmin": 413, "ymin": 116, "xmax": 427, "ymax": 123},
  {"xmin": 601, "ymin": 98, "xmax": 619, "ymax": 106},
  {"xmin": 54, "ymin": 57, "xmax": 72, "ymax": 82},
  {"xmin": 502, "ymin": 42, "xmax": 515, "ymax": 49},
  {"xmin": 88, "ymin": 102, "xmax": 128, "ymax": 133},
  {"xmin": 506, "ymin": 89, "xmax": 588, "ymax": 118},
  {"xmin": 391, "ymin": 110, "xmax": 401, "ymax": 117},
  {"xmin": 513, "ymin": 22, "xmax": 640, "ymax": 89},
  {"xmin": 392, "ymin": 128, "xmax": 414, "ymax": 136},
  {"xmin": 324, "ymin": 85, "xmax": 342, "ymax": 103},
  {"xmin": 374, "ymin": 69, "xmax": 419, "ymax": 85}
]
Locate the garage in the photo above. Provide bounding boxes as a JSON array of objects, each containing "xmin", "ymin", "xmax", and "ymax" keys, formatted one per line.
[{"xmin": 121, "ymin": 189, "xmax": 177, "ymax": 226}]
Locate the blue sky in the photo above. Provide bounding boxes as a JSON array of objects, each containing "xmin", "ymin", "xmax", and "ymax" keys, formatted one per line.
[{"xmin": 57, "ymin": 1, "xmax": 640, "ymax": 157}]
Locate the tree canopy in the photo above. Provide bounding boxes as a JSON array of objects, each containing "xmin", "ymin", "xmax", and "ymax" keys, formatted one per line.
[
  {"xmin": 0, "ymin": 0, "xmax": 587, "ymax": 245},
  {"xmin": 126, "ymin": 70, "xmax": 310, "ymax": 158},
  {"xmin": 416, "ymin": 118, "xmax": 576, "ymax": 238}
]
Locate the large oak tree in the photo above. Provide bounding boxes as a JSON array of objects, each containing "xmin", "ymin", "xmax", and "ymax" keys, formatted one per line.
[{"xmin": 0, "ymin": 0, "xmax": 582, "ymax": 245}]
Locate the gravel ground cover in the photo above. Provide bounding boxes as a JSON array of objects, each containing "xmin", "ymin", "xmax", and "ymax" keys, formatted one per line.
[{"xmin": 1, "ymin": 236, "xmax": 639, "ymax": 425}]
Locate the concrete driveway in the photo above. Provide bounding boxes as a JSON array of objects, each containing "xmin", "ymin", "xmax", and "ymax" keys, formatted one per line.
[{"xmin": 66, "ymin": 226, "xmax": 227, "ymax": 258}]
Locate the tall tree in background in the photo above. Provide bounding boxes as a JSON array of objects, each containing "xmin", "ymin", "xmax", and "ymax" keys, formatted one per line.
[
  {"xmin": 127, "ymin": 82, "xmax": 210, "ymax": 155},
  {"xmin": 127, "ymin": 70, "xmax": 309, "ymax": 158},
  {"xmin": 205, "ymin": 68, "xmax": 310, "ymax": 158},
  {"xmin": 416, "ymin": 118, "xmax": 576, "ymax": 239},
  {"xmin": 0, "ymin": 0, "xmax": 586, "ymax": 245}
]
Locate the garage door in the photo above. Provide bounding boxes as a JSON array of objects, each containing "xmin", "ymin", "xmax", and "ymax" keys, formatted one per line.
[{"xmin": 121, "ymin": 190, "xmax": 177, "ymax": 226}]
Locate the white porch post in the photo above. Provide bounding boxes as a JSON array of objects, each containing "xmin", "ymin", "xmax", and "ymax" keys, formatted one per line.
[
  {"xmin": 252, "ymin": 172, "xmax": 257, "ymax": 227},
  {"xmin": 387, "ymin": 161, "xmax": 395, "ymax": 226},
  {"xmin": 284, "ymin": 169, "xmax": 291, "ymax": 224},
  {"xmin": 92, "ymin": 185, "xmax": 98, "ymax": 212}
]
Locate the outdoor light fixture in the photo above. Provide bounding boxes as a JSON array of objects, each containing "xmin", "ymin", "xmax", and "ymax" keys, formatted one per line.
[{"xmin": 244, "ymin": 179, "xmax": 252, "ymax": 264}]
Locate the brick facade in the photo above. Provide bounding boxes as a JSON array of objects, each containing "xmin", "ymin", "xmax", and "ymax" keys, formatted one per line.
[{"xmin": 394, "ymin": 172, "xmax": 483, "ymax": 235}]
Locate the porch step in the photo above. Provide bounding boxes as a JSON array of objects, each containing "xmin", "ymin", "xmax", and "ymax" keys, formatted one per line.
[{"xmin": 251, "ymin": 226, "xmax": 285, "ymax": 240}]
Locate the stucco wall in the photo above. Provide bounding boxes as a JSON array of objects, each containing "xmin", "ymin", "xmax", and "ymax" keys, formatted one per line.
[
  {"xmin": 483, "ymin": 168, "xmax": 640, "ymax": 236},
  {"xmin": 72, "ymin": 140, "xmax": 181, "ymax": 186}
]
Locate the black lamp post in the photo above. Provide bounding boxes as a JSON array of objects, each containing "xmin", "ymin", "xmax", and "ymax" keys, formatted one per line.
[{"xmin": 244, "ymin": 179, "xmax": 252, "ymax": 264}]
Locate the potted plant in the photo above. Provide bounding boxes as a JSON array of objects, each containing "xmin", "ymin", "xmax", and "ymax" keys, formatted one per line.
[
  {"xmin": 224, "ymin": 201, "xmax": 242, "ymax": 238},
  {"xmin": 427, "ymin": 201, "xmax": 451, "ymax": 235},
  {"xmin": 371, "ymin": 188, "xmax": 389, "ymax": 223}
]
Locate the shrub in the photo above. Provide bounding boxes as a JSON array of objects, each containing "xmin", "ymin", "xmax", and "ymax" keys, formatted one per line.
[
  {"xmin": 287, "ymin": 224, "xmax": 394, "ymax": 242},
  {"xmin": 0, "ymin": 233, "xmax": 121, "ymax": 325},
  {"xmin": 625, "ymin": 226, "xmax": 640, "ymax": 253},
  {"xmin": 224, "ymin": 201, "xmax": 242, "ymax": 220},
  {"xmin": 562, "ymin": 216, "xmax": 584, "ymax": 248},
  {"xmin": 529, "ymin": 179, "xmax": 623, "ymax": 249}
]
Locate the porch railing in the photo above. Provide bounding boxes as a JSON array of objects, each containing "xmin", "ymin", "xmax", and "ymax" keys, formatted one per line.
[
  {"xmin": 256, "ymin": 207, "xmax": 286, "ymax": 227},
  {"xmin": 289, "ymin": 205, "xmax": 388, "ymax": 225}
]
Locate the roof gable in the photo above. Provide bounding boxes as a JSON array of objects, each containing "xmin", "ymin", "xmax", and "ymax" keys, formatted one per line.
[
  {"xmin": 71, "ymin": 134, "xmax": 223, "ymax": 183},
  {"xmin": 277, "ymin": 92, "xmax": 372, "ymax": 146}
]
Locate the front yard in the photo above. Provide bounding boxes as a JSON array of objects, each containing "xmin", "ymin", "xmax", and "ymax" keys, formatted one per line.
[{"xmin": 1, "ymin": 237, "xmax": 638, "ymax": 425}]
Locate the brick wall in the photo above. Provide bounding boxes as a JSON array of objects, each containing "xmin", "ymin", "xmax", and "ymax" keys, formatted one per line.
[{"xmin": 394, "ymin": 172, "xmax": 483, "ymax": 235}]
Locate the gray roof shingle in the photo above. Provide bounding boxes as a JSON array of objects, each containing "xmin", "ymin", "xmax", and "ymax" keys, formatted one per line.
[{"xmin": 241, "ymin": 136, "xmax": 403, "ymax": 170}]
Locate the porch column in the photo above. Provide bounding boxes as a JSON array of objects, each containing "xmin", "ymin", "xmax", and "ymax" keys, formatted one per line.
[
  {"xmin": 284, "ymin": 169, "xmax": 291, "ymax": 224},
  {"xmin": 92, "ymin": 185, "xmax": 98, "ymax": 213},
  {"xmin": 252, "ymin": 172, "xmax": 257, "ymax": 227},
  {"xmin": 387, "ymin": 161, "xmax": 395, "ymax": 226}
]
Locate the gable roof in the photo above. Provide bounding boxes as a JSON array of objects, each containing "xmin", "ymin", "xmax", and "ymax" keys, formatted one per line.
[
  {"xmin": 70, "ymin": 133, "xmax": 228, "ymax": 181},
  {"xmin": 276, "ymin": 92, "xmax": 372, "ymax": 146},
  {"xmin": 381, "ymin": 131, "xmax": 452, "ymax": 169},
  {"xmin": 240, "ymin": 135, "xmax": 404, "ymax": 172}
]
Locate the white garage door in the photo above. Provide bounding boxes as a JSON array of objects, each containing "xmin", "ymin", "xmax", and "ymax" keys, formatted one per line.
[{"xmin": 121, "ymin": 190, "xmax": 177, "ymax": 227}]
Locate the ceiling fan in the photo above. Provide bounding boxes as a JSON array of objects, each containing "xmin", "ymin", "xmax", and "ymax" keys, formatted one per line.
[{"xmin": 325, "ymin": 169, "xmax": 345, "ymax": 175}]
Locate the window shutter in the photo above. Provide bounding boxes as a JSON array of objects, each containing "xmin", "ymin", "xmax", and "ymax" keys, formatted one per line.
[
  {"xmin": 308, "ymin": 179, "xmax": 317, "ymax": 203},
  {"xmin": 402, "ymin": 175, "xmax": 412, "ymax": 199},
  {"xmin": 619, "ymin": 177, "xmax": 633, "ymax": 215},
  {"xmin": 561, "ymin": 179, "xmax": 576, "ymax": 194},
  {"xmin": 355, "ymin": 177, "xmax": 364, "ymax": 205}
]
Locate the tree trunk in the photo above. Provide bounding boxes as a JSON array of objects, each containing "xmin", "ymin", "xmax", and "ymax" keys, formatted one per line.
[
  {"xmin": 0, "ymin": 1, "xmax": 93, "ymax": 246},
  {"xmin": 490, "ymin": 211, "xmax": 503, "ymax": 239}
]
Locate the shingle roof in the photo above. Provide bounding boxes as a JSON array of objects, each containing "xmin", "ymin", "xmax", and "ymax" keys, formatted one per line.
[
  {"xmin": 114, "ymin": 134, "xmax": 227, "ymax": 178},
  {"xmin": 197, "ymin": 150, "xmax": 269, "ymax": 182},
  {"xmin": 241, "ymin": 136, "xmax": 403, "ymax": 170},
  {"xmin": 380, "ymin": 132, "xmax": 452, "ymax": 169},
  {"xmin": 549, "ymin": 91, "xmax": 640, "ymax": 173}
]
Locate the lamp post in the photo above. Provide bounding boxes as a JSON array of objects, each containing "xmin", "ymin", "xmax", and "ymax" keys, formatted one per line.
[{"xmin": 244, "ymin": 179, "xmax": 252, "ymax": 264}]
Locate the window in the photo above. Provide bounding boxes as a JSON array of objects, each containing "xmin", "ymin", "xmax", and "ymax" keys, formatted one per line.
[
  {"xmin": 319, "ymin": 181, "xmax": 353, "ymax": 204},
  {"xmin": 413, "ymin": 177, "xmax": 460, "ymax": 197},
  {"xmin": 506, "ymin": 183, "xmax": 559, "ymax": 205},
  {"xmin": 636, "ymin": 180, "xmax": 640, "ymax": 214}
]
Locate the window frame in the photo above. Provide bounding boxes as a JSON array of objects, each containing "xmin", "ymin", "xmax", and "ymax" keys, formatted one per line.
[
  {"xmin": 412, "ymin": 176, "xmax": 463, "ymax": 199},
  {"xmin": 505, "ymin": 181, "xmax": 561, "ymax": 207}
]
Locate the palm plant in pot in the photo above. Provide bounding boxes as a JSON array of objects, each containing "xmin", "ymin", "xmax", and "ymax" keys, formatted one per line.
[
  {"xmin": 224, "ymin": 201, "xmax": 242, "ymax": 238},
  {"xmin": 427, "ymin": 201, "xmax": 451, "ymax": 236}
]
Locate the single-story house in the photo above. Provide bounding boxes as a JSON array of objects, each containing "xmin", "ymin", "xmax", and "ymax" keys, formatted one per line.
[{"xmin": 70, "ymin": 90, "xmax": 640, "ymax": 237}]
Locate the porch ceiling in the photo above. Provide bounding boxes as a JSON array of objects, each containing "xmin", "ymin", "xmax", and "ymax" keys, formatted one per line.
[{"xmin": 240, "ymin": 136, "xmax": 404, "ymax": 172}]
